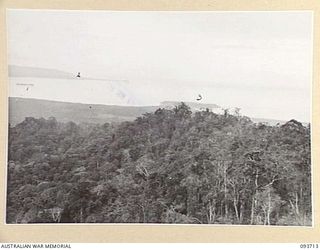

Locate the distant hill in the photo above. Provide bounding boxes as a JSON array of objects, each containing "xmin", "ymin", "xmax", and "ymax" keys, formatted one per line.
[
  {"xmin": 9, "ymin": 65, "xmax": 75, "ymax": 79},
  {"xmin": 8, "ymin": 97, "xmax": 292, "ymax": 126},
  {"xmin": 9, "ymin": 97, "xmax": 157, "ymax": 125}
]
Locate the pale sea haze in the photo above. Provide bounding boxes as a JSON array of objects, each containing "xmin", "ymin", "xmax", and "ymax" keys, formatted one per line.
[
  {"xmin": 7, "ymin": 10, "xmax": 313, "ymax": 122},
  {"xmin": 9, "ymin": 75, "xmax": 310, "ymax": 122}
]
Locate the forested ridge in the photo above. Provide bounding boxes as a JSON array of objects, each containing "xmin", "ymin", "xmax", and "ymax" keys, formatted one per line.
[{"xmin": 7, "ymin": 103, "xmax": 312, "ymax": 225}]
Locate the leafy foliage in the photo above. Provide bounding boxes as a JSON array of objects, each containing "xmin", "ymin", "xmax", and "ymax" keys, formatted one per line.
[{"xmin": 7, "ymin": 103, "xmax": 312, "ymax": 225}]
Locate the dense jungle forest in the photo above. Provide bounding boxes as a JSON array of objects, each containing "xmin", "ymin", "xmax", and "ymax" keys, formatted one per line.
[{"xmin": 6, "ymin": 103, "xmax": 312, "ymax": 225}]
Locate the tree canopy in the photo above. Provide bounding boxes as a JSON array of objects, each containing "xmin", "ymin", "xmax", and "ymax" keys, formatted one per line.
[{"xmin": 7, "ymin": 103, "xmax": 312, "ymax": 225}]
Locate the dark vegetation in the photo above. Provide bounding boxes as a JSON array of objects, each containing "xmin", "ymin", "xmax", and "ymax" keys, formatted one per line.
[{"xmin": 7, "ymin": 103, "xmax": 312, "ymax": 225}]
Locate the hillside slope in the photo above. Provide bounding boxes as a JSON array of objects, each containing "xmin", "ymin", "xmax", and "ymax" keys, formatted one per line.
[
  {"xmin": 9, "ymin": 97, "xmax": 292, "ymax": 126},
  {"xmin": 9, "ymin": 97, "xmax": 157, "ymax": 125}
]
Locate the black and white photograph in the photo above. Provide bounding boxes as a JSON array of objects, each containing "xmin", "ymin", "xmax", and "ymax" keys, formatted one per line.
[{"xmin": 6, "ymin": 9, "xmax": 313, "ymax": 225}]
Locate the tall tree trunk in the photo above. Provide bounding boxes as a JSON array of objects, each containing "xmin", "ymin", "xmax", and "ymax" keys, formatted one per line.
[
  {"xmin": 300, "ymin": 186, "xmax": 304, "ymax": 220},
  {"xmin": 208, "ymin": 201, "xmax": 215, "ymax": 224},
  {"xmin": 232, "ymin": 186, "xmax": 239, "ymax": 223},
  {"xmin": 224, "ymin": 165, "xmax": 228, "ymax": 218},
  {"xmin": 295, "ymin": 192, "xmax": 300, "ymax": 216},
  {"xmin": 233, "ymin": 198, "xmax": 239, "ymax": 223},
  {"xmin": 250, "ymin": 169, "xmax": 259, "ymax": 225},
  {"xmin": 267, "ymin": 188, "xmax": 271, "ymax": 225},
  {"xmin": 80, "ymin": 207, "xmax": 83, "ymax": 223},
  {"xmin": 250, "ymin": 195, "xmax": 255, "ymax": 225},
  {"xmin": 140, "ymin": 204, "xmax": 146, "ymax": 223},
  {"xmin": 239, "ymin": 202, "xmax": 244, "ymax": 224}
]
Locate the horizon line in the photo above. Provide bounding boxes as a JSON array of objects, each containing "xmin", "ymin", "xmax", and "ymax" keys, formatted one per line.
[{"xmin": 9, "ymin": 96, "xmax": 310, "ymax": 124}]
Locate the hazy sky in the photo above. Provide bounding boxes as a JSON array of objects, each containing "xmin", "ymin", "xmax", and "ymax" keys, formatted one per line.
[{"xmin": 7, "ymin": 10, "xmax": 313, "ymax": 121}]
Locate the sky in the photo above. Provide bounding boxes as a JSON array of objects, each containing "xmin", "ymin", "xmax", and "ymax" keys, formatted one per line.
[{"xmin": 7, "ymin": 10, "xmax": 313, "ymax": 122}]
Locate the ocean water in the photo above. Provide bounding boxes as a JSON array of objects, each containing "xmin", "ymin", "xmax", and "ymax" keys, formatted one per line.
[
  {"xmin": 9, "ymin": 76, "xmax": 311, "ymax": 123},
  {"xmin": 9, "ymin": 77, "xmax": 138, "ymax": 106}
]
